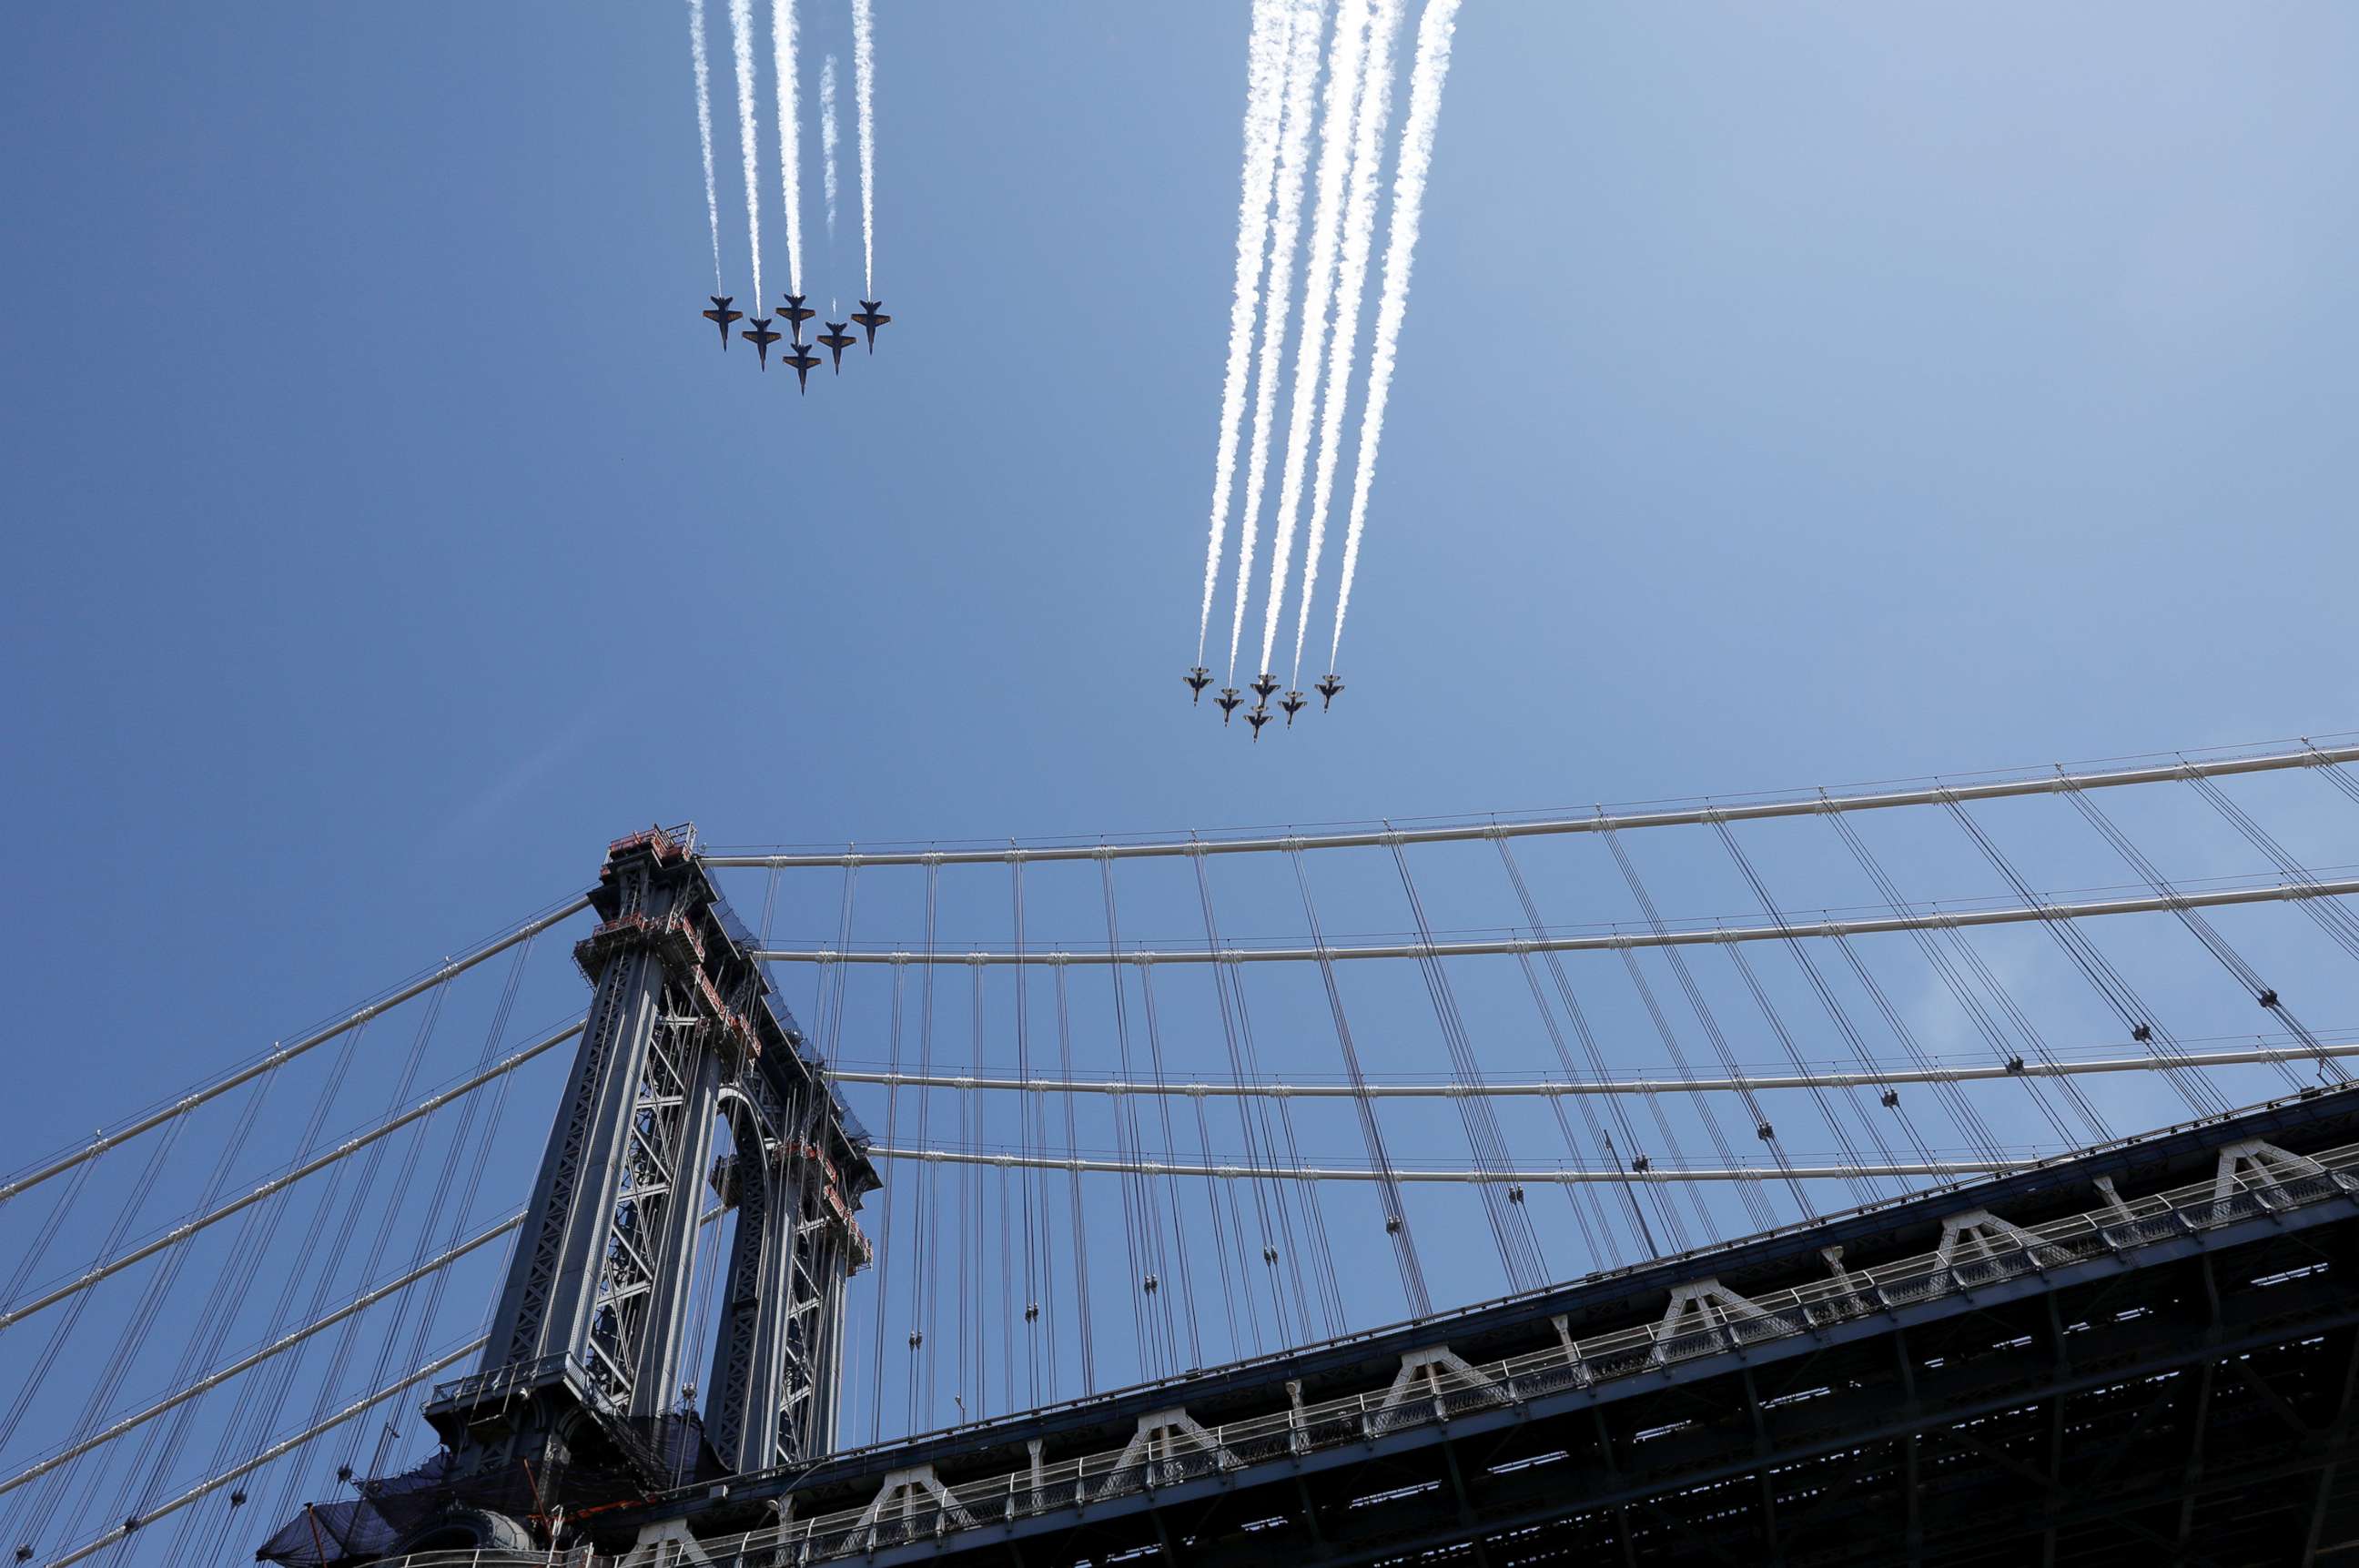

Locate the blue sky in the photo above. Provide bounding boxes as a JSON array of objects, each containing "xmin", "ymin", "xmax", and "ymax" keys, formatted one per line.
[{"xmin": 3, "ymin": 2, "xmax": 2356, "ymax": 1561}]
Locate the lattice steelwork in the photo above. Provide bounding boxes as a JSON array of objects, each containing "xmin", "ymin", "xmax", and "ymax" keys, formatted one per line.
[{"xmin": 416, "ymin": 828, "xmax": 876, "ymax": 1515}]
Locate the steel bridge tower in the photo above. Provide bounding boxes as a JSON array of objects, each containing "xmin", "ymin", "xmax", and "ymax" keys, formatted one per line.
[{"xmin": 398, "ymin": 829, "xmax": 875, "ymax": 1550}]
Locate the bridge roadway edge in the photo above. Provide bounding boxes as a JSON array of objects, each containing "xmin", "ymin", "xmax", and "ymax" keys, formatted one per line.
[{"xmin": 631, "ymin": 1084, "xmax": 2359, "ymax": 1562}]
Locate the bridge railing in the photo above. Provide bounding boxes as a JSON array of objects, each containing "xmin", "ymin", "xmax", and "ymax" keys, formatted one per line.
[{"xmin": 361, "ymin": 1138, "xmax": 2359, "ymax": 1567}]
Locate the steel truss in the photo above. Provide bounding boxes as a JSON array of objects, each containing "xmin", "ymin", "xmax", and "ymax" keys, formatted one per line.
[{"xmin": 596, "ymin": 1085, "xmax": 2359, "ymax": 1568}]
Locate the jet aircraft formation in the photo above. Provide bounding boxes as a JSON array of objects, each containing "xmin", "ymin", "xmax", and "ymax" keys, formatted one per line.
[
  {"xmin": 699, "ymin": 293, "xmax": 891, "ymax": 393},
  {"xmin": 1184, "ymin": 663, "xmax": 1343, "ymax": 742}
]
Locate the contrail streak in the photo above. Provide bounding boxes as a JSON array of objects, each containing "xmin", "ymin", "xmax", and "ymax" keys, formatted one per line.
[
  {"xmin": 728, "ymin": 0, "xmax": 764, "ymax": 309},
  {"xmin": 822, "ymin": 53, "xmax": 840, "ymax": 246},
  {"xmin": 852, "ymin": 0, "xmax": 877, "ymax": 298},
  {"xmin": 1259, "ymin": 0, "xmax": 1375, "ymax": 681},
  {"xmin": 770, "ymin": 0, "xmax": 803, "ymax": 298},
  {"xmin": 688, "ymin": 0, "xmax": 724, "ymax": 292},
  {"xmin": 1194, "ymin": 0, "xmax": 1294, "ymax": 668},
  {"xmin": 1331, "ymin": 0, "xmax": 1460, "ymax": 671},
  {"xmin": 1227, "ymin": 0, "xmax": 1329, "ymax": 683},
  {"xmin": 1293, "ymin": 0, "xmax": 1404, "ymax": 682}
]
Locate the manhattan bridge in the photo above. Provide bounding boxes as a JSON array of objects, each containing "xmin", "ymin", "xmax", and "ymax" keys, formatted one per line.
[{"xmin": 6, "ymin": 737, "xmax": 2359, "ymax": 1566}]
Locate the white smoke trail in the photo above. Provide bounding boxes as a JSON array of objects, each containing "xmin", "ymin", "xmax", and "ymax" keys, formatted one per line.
[
  {"xmin": 821, "ymin": 55, "xmax": 840, "ymax": 246},
  {"xmin": 770, "ymin": 0, "xmax": 803, "ymax": 299},
  {"xmin": 688, "ymin": 0, "xmax": 724, "ymax": 292},
  {"xmin": 852, "ymin": 0, "xmax": 877, "ymax": 298},
  {"xmin": 1226, "ymin": 0, "xmax": 1329, "ymax": 683},
  {"xmin": 728, "ymin": 0, "xmax": 764, "ymax": 308},
  {"xmin": 1329, "ymin": 0, "xmax": 1460, "ymax": 672},
  {"xmin": 1256, "ymin": 0, "xmax": 1374, "ymax": 681},
  {"xmin": 1193, "ymin": 0, "xmax": 1294, "ymax": 668},
  {"xmin": 1291, "ymin": 0, "xmax": 1404, "ymax": 683}
]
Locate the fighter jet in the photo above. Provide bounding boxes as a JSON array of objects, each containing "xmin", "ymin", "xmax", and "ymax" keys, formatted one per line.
[
  {"xmin": 740, "ymin": 318, "xmax": 783, "ymax": 369},
  {"xmin": 1315, "ymin": 674, "xmax": 1344, "ymax": 710},
  {"xmin": 815, "ymin": 322, "xmax": 858, "ymax": 373},
  {"xmin": 701, "ymin": 296, "xmax": 743, "ymax": 350},
  {"xmin": 782, "ymin": 341, "xmax": 823, "ymax": 393},
  {"xmin": 850, "ymin": 299, "xmax": 893, "ymax": 351},
  {"xmin": 1246, "ymin": 707, "xmax": 1273, "ymax": 742},
  {"xmin": 1250, "ymin": 673, "xmax": 1279, "ymax": 703},
  {"xmin": 1280, "ymin": 691, "xmax": 1307, "ymax": 726},
  {"xmin": 1185, "ymin": 667, "xmax": 1213, "ymax": 703},
  {"xmin": 778, "ymin": 294, "xmax": 817, "ymax": 341},
  {"xmin": 1214, "ymin": 688, "xmax": 1242, "ymax": 724}
]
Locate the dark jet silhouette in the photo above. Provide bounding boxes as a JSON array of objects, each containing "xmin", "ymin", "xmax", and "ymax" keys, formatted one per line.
[
  {"xmin": 1315, "ymin": 673, "xmax": 1344, "ymax": 710},
  {"xmin": 1280, "ymin": 691, "xmax": 1307, "ymax": 726},
  {"xmin": 1246, "ymin": 707, "xmax": 1273, "ymax": 742},
  {"xmin": 850, "ymin": 298, "xmax": 893, "ymax": 350},
  {"xmin": 778, "ymin": 294, "xmax": 817, "ymax": 340},
  {"xmin": 782, "ymin": 341, "xmax": 822, "ymax": 393},
  {"xmin": 702, "ymin": 296, "xmax": 743, "ymax": 349},
  {"xmin": 1185, "ymin": 667, "xmax": 1213, "ymax": 703},
  {"xmin": 740, "ymin": 318, "xmax": 783, "ymax": 369},
  {"xmin": 1250, "ymin": 673, "xmax": 1279, "ymax": 703},
  {"xmin": 815, "ymin": 323, "xmax": 857, "ymax": 372},
  {"xmin": 1215, "ymin": 688, "xmax": 1242, "ymax": 724}
]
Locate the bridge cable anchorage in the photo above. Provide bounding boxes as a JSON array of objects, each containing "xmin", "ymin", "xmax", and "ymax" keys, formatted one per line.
[
  {"xmin": 753, "ymin": 875, "xmax": 2359, "ymax": 965},
  {"xmin": 825, "ymin": 1037, "xmax": 2359, "ymax": 1099},
  {"xmin": 35, "ymin": 1337, "xmax": 484, "ymax": 1568},
  {"xmin": 2060, "ymin": 770, "xmax": 2347, "ymax": 1087},
  {"xmin": 0, "ymin": 1023, "xmax": 581, "ymax": 1334},
  {"xmin": 700, "ymin": 740, "xmax": 2359, "ymax": 867},
  {"xmin": 1939, "ymin": 790, "xmax": 2232, "ymax": 1120},
  {"xmin": 861, "ymin": 1147, "xmax": 2028, "ymax": 1183},
  {"xmin": 0, "ymin": 896, "xmax": 587, "ymax": 1208}
]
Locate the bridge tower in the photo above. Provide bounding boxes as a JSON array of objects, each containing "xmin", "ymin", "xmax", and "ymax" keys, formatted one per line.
[{"xmin": 406, "ymin": 827, "xmax": 876, "ymax": 1542}]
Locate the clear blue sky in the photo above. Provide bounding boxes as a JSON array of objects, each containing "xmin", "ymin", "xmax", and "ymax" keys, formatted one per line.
[{"xmin": 3, "ymin": 4, "xmax": 2356, "ymax": 1562}]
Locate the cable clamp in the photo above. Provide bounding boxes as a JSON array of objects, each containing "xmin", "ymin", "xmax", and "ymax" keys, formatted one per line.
[
  {"xmin": 920, "ymin": 851, "xmax": 946, "ymax": 865},
  {"xmin": 964, "ymin": 952, "xmax": 988, "ymax": 966}
]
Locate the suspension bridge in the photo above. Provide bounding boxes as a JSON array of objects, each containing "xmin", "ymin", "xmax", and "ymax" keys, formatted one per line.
[{"xmin": 5, "ymin": 734, "xmax": 2359, "ymax": 1566}]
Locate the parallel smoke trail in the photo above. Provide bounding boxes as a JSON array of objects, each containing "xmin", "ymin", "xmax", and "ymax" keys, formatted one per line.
[
  {"xmin": 1331, "ymin": 0, "xmax": 1460, "ymax": 670},
  {"xmin": 728, "ymin": 0, "xmax": 764, "ymax": 308},
  {"xmin": 1292, "ymin": 0, "xmax": 1404, "ymax": 682},
  {"xmin": 770, "ymin": 0, "xmax": 803, "ymax": 298},
  {"xmin": 688, "ymin": 0, "xmax": 724, "ymax": 291},
  {"xmin": 1258, "ymin": 0, "xmax": 1374, "ymax": 681},
  {"xmin": 1227, "ymin": 0, "xmax": 1329, "ymax": 683},
  {"xmin": 852, "ymin": 0, "xmax": 877, "ymax": 298},
  {"xmin": 822, "ymin": 54, "xmax": 840, "ymax": 245},
  {"xmin": 1194, "ymin": 0, "xmax": 1294, "ymax": 667}
]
